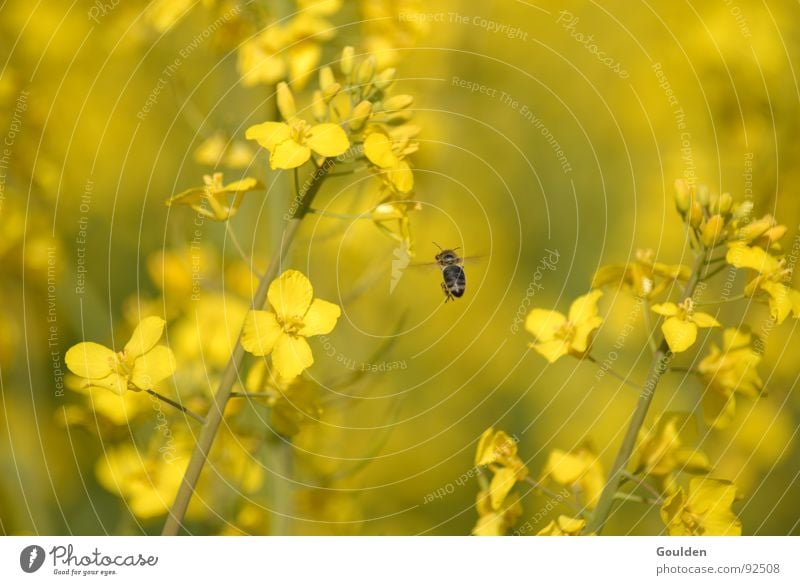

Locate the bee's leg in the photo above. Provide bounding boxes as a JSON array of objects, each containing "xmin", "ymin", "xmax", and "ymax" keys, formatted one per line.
[{"xmin": 440, "ymin": 282, "xmax": 452, "ymax": 303}]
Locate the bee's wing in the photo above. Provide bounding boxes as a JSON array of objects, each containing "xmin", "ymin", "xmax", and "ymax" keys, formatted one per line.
[
  {"xmin": 460, "ymin": 255, "xmax": 483, "ymax": 266},
  {"xmin": 407, "ymin": 260, "xmax": 441, "ymax": 272}
]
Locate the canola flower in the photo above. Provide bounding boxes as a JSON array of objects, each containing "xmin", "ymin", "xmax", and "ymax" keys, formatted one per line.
[
  {"xmin": 660, "ymin": 478, "xmax": 742, "ymax": 536},
  {"xmin": 242, "ymin": 269, "xmax": 341, "ymax": 380},
  {"xmin": 536, "ymin": 515, "xmax": 587, "ymax": 536},
  {"xmin": 650, "ymin": 298, "xmax": 720, "ymax": 353},
  {"xmin": 474, "ymin": 428, "xmax": 529, "ymax": 510},
  {"xmin": 525, "ymin": 290, "xmax": 603, "ymax": 363},
  {"xmin": 166, "ymin": 173, "xmax": 264, "ymax": 221},
  {"xmin": 540, "ymin": 445, "xmax": 605, "ymax": 509},
  {"xmin": 65, "ymin": 317, "xmax": 176, "ymax": 395},
  {"xmin": 697, "ymin": 328, "xmax": 764, "ymax": 429}
]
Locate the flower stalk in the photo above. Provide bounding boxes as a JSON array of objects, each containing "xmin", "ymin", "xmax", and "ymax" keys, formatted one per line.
[
  {"xmin": 161, "ymin": 162, "xmax": 332, "ymax": 536},
  {"xmin": 584, "ymin": 249, "xmax": 708, "ymax": 534}
]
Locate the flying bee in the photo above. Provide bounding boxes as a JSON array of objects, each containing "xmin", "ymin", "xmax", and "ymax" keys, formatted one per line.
[{"xmin": 434, "ymin": 243, "xmax": 466, "ymax": 302}]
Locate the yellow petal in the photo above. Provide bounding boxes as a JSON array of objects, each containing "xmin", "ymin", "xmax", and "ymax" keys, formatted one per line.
[
  {"xmin": 591, "ymin": 264, "xmax": 626, "ymax": 289},
  {"xmin": 90, "ymin": 372, "xmax": 130, "ymax": 395},
  {"xmin": 571, "ymin": 316, "xmax": 603, "ymax": 354},
  {"xmin": 651, "ymin": 302, "xmax": 679, "ymax": 317},
  {"xmin": 242, "ymin": 310, "xmax": 283, "ymax": 356},
  {"xmin": 760, "ymin": 281, "xmax": 793, "ymax": 324},
  {"xmin": 474, "ymin": 428, "xmax": 496, "ymax": 466},
  {"xmin": 691, "ymin": 311, "xmax": 721, "ymax": 328},
  {"xmin": 272, "ymin": 335, "xmax": 314, "ymax": 379},
  {"xmin": 268, "ymin": 270, "xmax": 314, "ymax": 322},
  {"xmin": 364, "ymin": 132, "xmax": 398, "ymax": 168},
  {"xmin": 544, "ymin": 449, "xmax": 584, "ymax": 486},
  {"xmin": 524, "ymin": 309, "xmax": 566, "ymax": 342},
  {"xmin": 489, "ymin": 467, "xmax": 517, "ymax": 510},
  {"xmin": 662, "ymin": 317, "xmax": 697, "ymax": 353},
  {"xmin": 299, "ymin": 298, "xmax": 341, "ymax": 336},
  {"xmin": 567, "ymin": 289, "xmax": 603, "ymax": 324},
  {"xmin": 245, "ymin": 121, "xmax": 290, "ymax": 150},
  {"xmin": 219, "ymin": 177, "xmax": 263, "ymax": 193},
  {"xmin": 556, "ymin": 515, "xmax": 586, "ymax": 535},
  {"xmin": 306, "ymin": 123, "xmax": 349, "ymax": 157},
  {"xmin": 65, "ymin": 342, "xmax": 115, "ymax": 379},
  {"xmin": 726, "ymin": 244, "xmax": 781, "ymax": 274},
  {"xmin": 389, "ymin": 161, "xmax": 414, "ymax": 193},
  {"xmin": 531, "ymin": 339, "xmax": 569, "ymax": 363},
  {"xmin": 124, "ymin": 316, "xmax": 166, "ymax": 358},
  {"xmin": 130, "ymin": 346, "xmax": 177, "ymax": 390},
  {"xmin": 270, "ymin": 138, "xmax": 311, "ymax": 169}
]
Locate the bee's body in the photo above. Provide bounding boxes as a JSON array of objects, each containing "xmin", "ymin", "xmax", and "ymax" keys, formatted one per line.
[{"xmin": 434, "ymin": 245, "xmax": 466, "ymax": 302}]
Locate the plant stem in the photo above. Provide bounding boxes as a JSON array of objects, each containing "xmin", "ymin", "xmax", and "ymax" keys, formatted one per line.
[
  {"xmin": 145, "ymin": 389, "xmax": 205, "ymax": 424},
  {"xmin": 161, "ymin": 162, "xmax": 332, "ymax": 536},
  {"xmin": 694, "ymin": 293, "xmax": 747, "ymax": 306},
  {"xmin": 584, "ymin": 250, "xmax": 707, "ymax": 534},
  {"xmin": 586, "ymin": 355, "xmax": 641, "ymax": 392},
  {"xmin": 642, "ymin": 298, "xmax": 659, "ymax": 354}
]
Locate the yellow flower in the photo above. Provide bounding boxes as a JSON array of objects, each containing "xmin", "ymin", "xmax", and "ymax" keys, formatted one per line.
[
  {"xmin": 363, "ymin": 128, "xmax": 416, "ymax": 193},
  {"xmin": 242, "ymin": 270, "xmax": 341, "ymax": 379},
  {"xmin": 237, "ymin": 8, "xmax": 337, "ymax": 89},
  {"xmin": 697, "ymin": 328, "xmax": 763, "ymax": 429},
  {"xmin": 592, "ymin": 249, "xmax": 690, "ymax": 299},
  {"xmin": 731, "ymin": 214, "xmax": 787, "ymax": 250},
  {"xmin": 634, "ymin": 413, "xmax": 710, "ymax": 493},
  {"xmin": 65, "ymin": 317, "xmax": 176, "ymax": 395},
  {"xmin": 660, "ymin": 478, "xmax": 742, "ymax": 536},
  {"xmin": 166, "ymin": 173, "xmax": 263, "ymax": 221},
  {"xmin": 472, "ymin": 490, "xmax": 523, "ymax": 536},
  {"xmin": 246, "ymin": 115, "xmax": 349, "ymax": 169},
  {"xmin": 475, "ymin": 428, "xmax": 529, "ymax": 509},
  {"xmin": 371, "ymin": 198, "xmax": 421, "ymax": 252},
  {"xmin": 541, "ymin": 445, "xmax": 605, "ymax": 509},
  {"xmin": 651, "ymin": 298, "xmax": 720, "ymax": 353},
  {"xmin": 726, "ymin": 244, "xmax": 800, "ymax": 324},
  {"xmin": 536, "ymin": 515, "xmax": 586, "ymax": 536},
  {"xmin": 525, "ymin": 290, "xmax": 603, "ymax": 363},
  {"xmin": 95, "ymin": 443, "xmax": 188, "ymax": 519}
]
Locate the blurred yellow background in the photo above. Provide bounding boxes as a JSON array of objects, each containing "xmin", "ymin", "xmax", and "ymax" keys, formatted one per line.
[{"xmin": 1, "ymin": 0, "xmax": 798, "ymax": 535}]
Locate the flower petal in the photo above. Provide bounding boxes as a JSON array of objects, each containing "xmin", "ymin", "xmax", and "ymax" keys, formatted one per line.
[
  {"xmin": 268, "ymin": 270, "xmax": 314, "ymax": 322},
  {"xmin": 531, "ymin": 339, "xmax": 570, "ymax": 364},
  {"xmin": 760, "ymin": 281, "xmax": 793, "ymax": 324},
  {"xmin": 567, "ymin": 289, "xmax": 603, "ymax": 323},
  {"xmin": 691, "ymin": 311, "xmax": 721, "ymax": 328},
  {"xmin": 299, "ymin": 298, "xmax": 341, "ymax": 336},
  {"xmin": 662, "ymin": 317, "xmax": 697, "ymax": 353},
  {"xmin": 272, "ymin": 335, "xmax": 314, "ymax": 379},
  {"xmin": 651, "ymin": 302, "xmax": 679, "ymax": 317},
  {"xmin": 389, "ymin": 160, "xmax": 414, "ymax": 193},
  {"xmin": 364, "ymin": 132, "xmax": 398, "ymax": 168},
  {"xmin": 242, "ymin": 310, "xmax": 283, "ymax": 356},
  {"xmin": 130, "ymin": 346, "xmax": 177, "ymax": 390},
  {"xmin": 245, "ymin": 121, "xmax": 291, "ymax": 150},
  {"xmin": 571, "ymin": 316, "xmax": 603, "ymax": 354},
  {"xmin": 726, "ymin": 244, "xmax": 781, "ymax": 274},
  {"xmin": 89, "ymin": 373, "xmax": 130, "ymax": 395},
  {"xmin": 524, "ymin": 309, "xmax": 566, "ymax": 342},
  {"xmin": 288, "ymin": 42, "xmax": 322, "ymax": 89},
  {"xmin": 65, "ymin": 342, "xmax": 115, "ymax": 379},
  {"xmin": 489, "ymin": 467, "xmax": 517, "ymax": 510},
  {"xmin": 307, "ymin": 123, "xmax": 349, "ymax": 157},
  {"xmin": 124, "ymin": 316, "xmax": 166, "ymax": 358},
  {"xmin": 270, "ymin": 139, "xmax": 311, "ymax": 169}
]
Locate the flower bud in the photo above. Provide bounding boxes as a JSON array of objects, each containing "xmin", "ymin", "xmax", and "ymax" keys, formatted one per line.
[
  {"xmin": 715, "ymin": 192, "xmax": 733, "ymax": 215},
  {"xmin": 340, "ymin": 46, "xmax": 354, "ymax": 76},
  {"xmin": 348, "ymin": 100, "xmax": 372, "ymax": 132},
  {"xmin": 696, "ymin": 184, "xmax": 710, "ymax": 207},
  {"xmin": 689, "ymin": 200, "xmax": 704, "ymax": 229},
  {"xmin": 356, "ymin": 55, "xmax": 376, "ymax": 86},
  {"xmin": 374, "ymin": 67, "xmax": 396, "ymax": 91},
  {"xmin": 322, "ymin": 81, "xmax": 342, "ymax": 102},
  {"xmin": 382, "ymin": 94, "xmax": 414, "ymax": 112},
  {"xmin": 700, "ymin": 215, "xmax": 725, "ymax": 246},
  {"xmin": 674, "ymin": 179, "xmax": 691, "ymax": 213},
  {"xmin": 319, "ymin": 66, "xmax": 336, "ymax": 93},
  {"xmin": 311, "ymin": 89, "xmax": 327, "ymax": 121},
  {"xmin": 276, "ymin": 82, "xmax": 296, "ymax": 120}
]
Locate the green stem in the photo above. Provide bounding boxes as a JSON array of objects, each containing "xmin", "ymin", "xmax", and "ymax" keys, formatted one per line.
[
  {"xmin": 642, "ymin": 298, "xmax": 659, "ymax": 354},
  {"xmin": 584, "ymin": 250, "xmax": 707, "ymax": 535},
  {"xmin": 694, "ymin": 293, "xmax": 747, "ymax": 306},
  {"xmin": 586, "ymin": 355, "xmax": 641, "ymax": 392},
  {"xmin": 161, "ymin": 162, "xmax": 332, "ymax": 536},
  {"xmin": 145, "ymin": 389, "xmax": 205, "ymax": 424}
]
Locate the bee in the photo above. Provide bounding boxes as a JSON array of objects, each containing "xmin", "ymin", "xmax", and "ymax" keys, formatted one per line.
[{"xmin": 434, "ymin": 243, "xmax": 466, "ymax": 302}]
